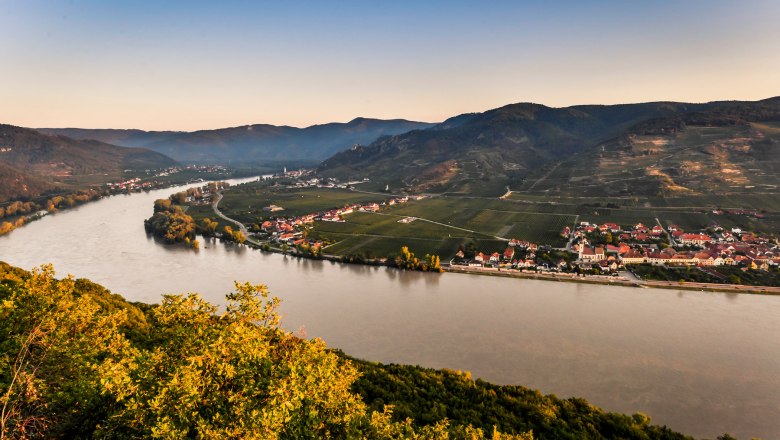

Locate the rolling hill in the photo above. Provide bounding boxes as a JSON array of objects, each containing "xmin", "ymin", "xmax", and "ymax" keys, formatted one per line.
[
  {"xmin": 0, "ymin": 124, "xmax": 176, "ymax": 202},
  {"xmin": 318, "ymin": 98, "xmax": 780, "ymax": 197},
  {"xmin": 39, "ymin": 118, "xmax": 434, "ymax": 164}
]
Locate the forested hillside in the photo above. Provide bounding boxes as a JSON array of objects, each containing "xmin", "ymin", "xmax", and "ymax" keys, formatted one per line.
[
  {"xmin": 318, "ymin": 98, "xmax": 780, "ymax": 197},
  {"xmin": 0, "ymin": 262, "xmax": 701, "ymax": 439},
  {"xmin": 0, "ymin": 124, "xmax": 176, "ymax": 202}
]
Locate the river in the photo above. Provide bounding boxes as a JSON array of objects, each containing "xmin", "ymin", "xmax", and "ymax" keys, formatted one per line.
[{"xmin": 1, "ymin": 179, "xmax": 778, "ymax": 439}]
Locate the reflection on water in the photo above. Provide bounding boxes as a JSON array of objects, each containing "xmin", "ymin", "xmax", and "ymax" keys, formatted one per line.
[{"xmin": 1, "ymin": 178, "xmax": 779, "ymax": 439}]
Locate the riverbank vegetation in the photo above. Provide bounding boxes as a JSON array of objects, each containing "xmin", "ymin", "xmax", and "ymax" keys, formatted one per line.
[
  {"xmin": 0, "ymin": 189, "xmax": 103, "ymax": 236},
  {"xmin": 391, "ymin": 246, "xmax": 443, "ymax": 272},
  {"xmin": 143, "ymin": 197, "xmax": 197, "ymax": 247},
  {"xmin": 348, "ymin": 357, "xmax": 693, "ymax": 440},
  {"xmin": 0, "ymin": 262, "xmax": 700, "ymax": 439}
]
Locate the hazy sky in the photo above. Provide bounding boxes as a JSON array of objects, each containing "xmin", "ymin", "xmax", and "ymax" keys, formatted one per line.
[{"xmin": 2, "ymin": 0, "xmax": 779, "ymax": 130}]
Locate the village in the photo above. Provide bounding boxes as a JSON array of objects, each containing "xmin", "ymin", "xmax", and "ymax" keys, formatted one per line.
[
  {"xmin": 449, "ymin": 219, "xmax": 779, "ymax": 280},
  {"xmin": 244, "ymin": 183, "xmax": 779, "ymax": 278},
  {"xmin": 105, "ymin": 164, "xmax": 229, "ymax": 192},
  {"xmin": 171, "ymin": 169, "xmax": 779, "ymax": 288},
  {"xmin": 256, "ymin": 196, "xmax": 413, "ymax": 251}
]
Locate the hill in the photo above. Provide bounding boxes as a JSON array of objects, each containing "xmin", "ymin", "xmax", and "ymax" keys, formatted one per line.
[
  {"xmin": 318, "ymin": 98, "xmax": 780, "ymax": 197},
  {"xmin": 0, "ymin": 124, "xmax": 176, "ymax": 201},
  {"xmin": 38, "ymin": 118, "xmax": 435, "ymax": 164}
]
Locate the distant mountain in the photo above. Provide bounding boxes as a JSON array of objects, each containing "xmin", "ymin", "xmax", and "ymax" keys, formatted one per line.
[
  {"xmin": 318, "ymin": 98, "xmax": 780, "ymax": 197},
  {"xmin": 0, "ymin": 124, "xmax": 176, "ymax": 201},
  {"xmin": 39, "ymin": 118, "xmax": 435, "ymax": 164}
]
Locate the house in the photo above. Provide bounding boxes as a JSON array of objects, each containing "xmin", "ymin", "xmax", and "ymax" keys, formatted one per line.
[
  {"xmin": 580, "ymin": 246, "xmax": 605, "ymax": 262},
  {"xmin": 489, "ymin": 252, "xmax": 501, "ymax": 263},
  {"xmin": 679, "ymin": 233, "xmax": 712, "ymax": 246},
  {"xmin": 503, "ymin": 247, "xmax": 515, "ymax": 261},
  {"xmin": 599, "ymin": 222, "xmax": 621, "ymax": 233},
  {"xmin": 278, "ymin": 233, "xmax": 296, "ymax": 242},
  {"xmin": 694, "ymin": 252, "xmax": 715, "ymax": 265},
  {"xmin": 598, "ymin": 260, "xmax": 618, "ymax": 271},
  {"xmin": 621, "ymin": 249, "xmax": 646, "ymax": 264}
]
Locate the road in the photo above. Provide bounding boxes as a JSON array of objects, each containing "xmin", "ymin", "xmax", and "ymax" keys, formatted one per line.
[
  {"xmin": 211, "ymin": 191, "xmax": 262, "ymax": 246},
  {"xmin": 655, "ymin": 217, "xmax": 676, "ymax": 246},
  {"xmin": 366, "ymin": 211, "xmax": 506, "ymax": 240}
]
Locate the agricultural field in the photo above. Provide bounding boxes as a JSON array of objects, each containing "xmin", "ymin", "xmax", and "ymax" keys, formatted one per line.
[
  {"xmin": 194, "ymin": 180, "xmax": 779, "ymax": 261},
  {"xmin": 502, "ymin": 193, "xmax": 780, "ymax": 234},
  {"xmin": 217, "ymin": 182, "xmax": 391, "ymax": 224},
  {"xmin": 306, "ymin": 197, "xmax": 576, "ymax": 258}
]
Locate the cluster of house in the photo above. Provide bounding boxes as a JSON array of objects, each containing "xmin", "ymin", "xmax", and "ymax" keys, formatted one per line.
[
  {"xmin": 258, "ymin": 197, "xmax": 411, "ymax": 245},
  {"xmin": 266, "ymin": 170, "xmax": 370, "ymax": 190},
  {"xmin": 572, "ymin": 221, "xmax": 779, "ymax": 271},
  {"xmin": 106, "ymin": 177, "xmax": 152, "ymax": 191},
  {"xmin": 451, "ymin": 240, "xmax": 563, "ymax": 271},
  {"xmin": 108, "ymin": 165, "xmax": 230, "ymax": 191},
  {"xmin": 450, "ymin": 220, "xmax": 778, "ymax": 274},
  {"xmin": 712, "ymin": 208, "xmax": 765, "ymax": 219}
]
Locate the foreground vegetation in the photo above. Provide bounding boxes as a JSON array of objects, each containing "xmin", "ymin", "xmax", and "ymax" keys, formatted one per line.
[{"xmin": 0, "ymin": 262, "xmax": 702, "ymax": 439}]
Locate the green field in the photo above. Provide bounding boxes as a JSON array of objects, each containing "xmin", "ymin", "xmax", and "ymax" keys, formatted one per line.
[
  {"xmin": 306, "ymin": 196, "xmax": 576, "ymax": 258},
  {"xmin": 217, "ymin": 183, "xmax": 391, "ymax": 224}
]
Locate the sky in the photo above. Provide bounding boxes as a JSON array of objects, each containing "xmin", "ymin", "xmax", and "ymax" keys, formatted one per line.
[{"xmin": 1, "ymin": 0, "xmax": 779, "ymax": 131}]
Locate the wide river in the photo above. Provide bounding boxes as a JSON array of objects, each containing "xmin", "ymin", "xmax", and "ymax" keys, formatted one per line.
[{"xmin": 1, "ymin": 179, "xmax": 778, "ymax": 439}]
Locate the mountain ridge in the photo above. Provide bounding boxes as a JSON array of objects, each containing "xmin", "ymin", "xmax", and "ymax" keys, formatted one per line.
[
  {"xmin": 0, "ymin": 124, "xmax": 176, "ymax": 201},
  {"xmin": 38, "ymin": 118, "xmax": 435, "ymax": 164},
  {"xmin": 318, "ymin": 97, "xmax": 780, "ymax": 196}
]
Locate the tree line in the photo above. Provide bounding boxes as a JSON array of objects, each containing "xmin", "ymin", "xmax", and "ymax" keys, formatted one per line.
[
  {"xmin": 0, "ymin": 189, "xmax": 103, "ymax": 236},
  {"xmin": 391, "ymin": 246, "xmax": 443, "ymax": 272}
]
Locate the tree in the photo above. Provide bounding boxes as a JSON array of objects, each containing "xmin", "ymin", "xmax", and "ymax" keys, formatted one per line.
[
  {"xmin": 144, "ymin": 206, "xmax": 196, "ymax": 244},
  {"xmin": 153, "ymin": 199, "xmax": 172, "ymax": 213},
  {"xmin": 0, "ymin": 265, "xmax": 133, "ymax": 438},
  {"xmin": 169, "ymin": 192, "xmax": 187, "ymax": 205},
  {"xmin": 200, "ymin": 218, "xmax": 218, "ymax": 235},
  {"xmin": 99, "ymin": 283, "xmax": 367, "ymax": 438}
]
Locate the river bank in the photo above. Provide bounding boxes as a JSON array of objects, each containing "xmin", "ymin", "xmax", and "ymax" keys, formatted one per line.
[{"xmin": 444, "ymin": 264, "xmax": 780, "ymax": 295}]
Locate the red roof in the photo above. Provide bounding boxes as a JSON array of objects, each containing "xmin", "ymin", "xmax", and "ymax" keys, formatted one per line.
[{"xmin": 681, "ymin": 233, "xmax": 711, "ymax": 241}]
